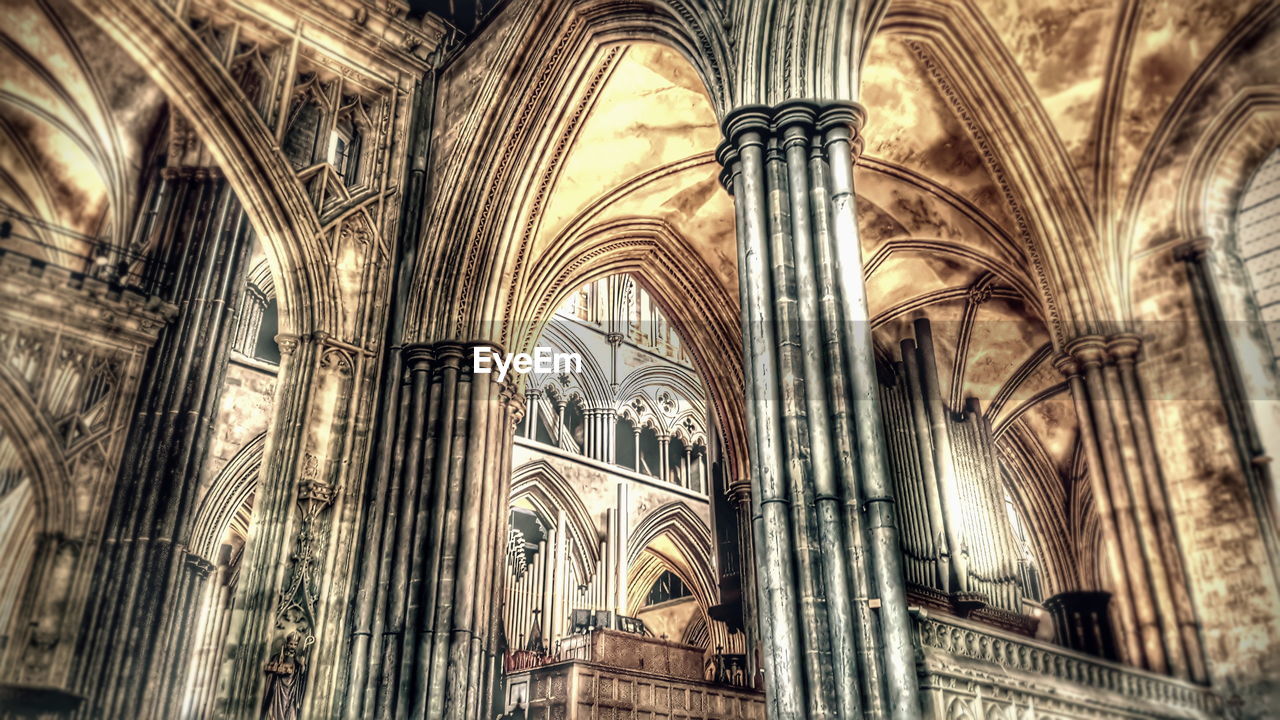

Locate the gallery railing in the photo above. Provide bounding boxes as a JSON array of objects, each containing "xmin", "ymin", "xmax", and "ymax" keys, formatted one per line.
[{"xmin": 913, "ymin": 610, "xmax": 1221, "ymax": 717}]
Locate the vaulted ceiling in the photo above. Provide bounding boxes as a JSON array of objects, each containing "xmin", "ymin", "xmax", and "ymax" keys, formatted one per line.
[{"xmin": 0, "ymin": 0, "xmax": 165, "ymax": 261}]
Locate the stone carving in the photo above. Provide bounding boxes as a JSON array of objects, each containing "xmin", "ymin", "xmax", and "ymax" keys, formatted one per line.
[{"xmin": 261, "ymin": 631, "xmax": 310, "ymax": 720}]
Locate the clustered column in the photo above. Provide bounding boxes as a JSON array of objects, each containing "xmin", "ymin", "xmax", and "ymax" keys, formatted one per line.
[
  {"xmin": 70, "ymin": 169, "xmax": 254, "ymax": 720},
  {"xmin": 582, "ymin": 407, "xmax": 616, "ymax": 462},
  {"xmin": 1056, "ymin": 335, "xmax": 1206, "ymax": 681},
  {"xmin": 343, "ymin": 341, "xmax": 523, "ymax": 720},
  {"xmin": 717, "ymin": 100, "xmax": 919, "ymax": 720}
]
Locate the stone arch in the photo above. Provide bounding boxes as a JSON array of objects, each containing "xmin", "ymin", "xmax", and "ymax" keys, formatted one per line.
[
  {"xmin": 410, "ymin": 0, "xmax": 733, "ymax": 344},
  {"xmin": 1176, "ymin": 88, "xmax": 1280, "ymax": 246},
  {"xmin": 511, "ymin": 459, "xmax": 602, "ymax": 579},
  {"xmin": 627, "ymin": 501, "xmax": 716, "ymax": 611},
  {"xmin": 534, "ymin": 320, "xmax": 612, "ymax": 408},
  {"xmin": 515, "ymin": 218, "xmax": 747, "ymax": 490},
  {"xmin": 188, "ymin": 432, "xmax": 266, "ymax": 563},
  {"xmin": 245, "ymin": 256, "xmax": 277, "ymax": 301},
  {"xmin": 0, "ymin": 360, "xmax": 73, "ymax": 538},
  {"xmin": 614, "ymin": 365, "xmax": 706, "ymax": 420},
  {"xmin": 66, "ymin": 0, "xmax": 336, "ymax": 337}
]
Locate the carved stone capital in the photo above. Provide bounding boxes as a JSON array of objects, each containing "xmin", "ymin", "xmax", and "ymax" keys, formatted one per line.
[
  {"xmin": 1053, "ymin": 352, "xmax": 1081, "ymax": 379},
  {"xmin": 715, "ymin": 139, "xmax": 740, "ymax": 192},
  {"xmin": 1106, "ymin": 334, "xmax": 1142, "ymax": 365},
  {"xmin": 721, "ymin": 104, "xmax": 773, "ymax": 150},
  {"xmin": 433, "ymin": 341, "xmax": 466, "ymax": 368},
  {"xmin": 1066, "ymin": 336, "xmax": 1108, "ymax": 367},
  {"xmin": 774, "ymin": 99, "xmax": 818, "ymax": 148},
  {"xmin": 402, "ymin": 342, "xmax": 435, "ymax": 371},
  {"xmin": 275, "ymin": 333, "xmax": 300, "ymax": 356}
]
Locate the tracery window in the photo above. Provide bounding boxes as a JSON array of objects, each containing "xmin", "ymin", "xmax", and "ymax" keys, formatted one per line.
[{"xmin": 644, "ymin": 570, "xmax": 691, "ymax": 607}]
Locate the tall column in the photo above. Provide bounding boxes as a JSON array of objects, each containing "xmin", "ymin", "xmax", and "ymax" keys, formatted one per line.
[
  {"xmin": 717, "ymin": 101, "xmax": 918, "ymax": 720},
  {"xmin": 658, "ymin": 434, "xmax": 671, "ymax": 483},
  {"xmin": 341, "ymin": 341, "xmax": 521, "ymax": 720},
  {"xmin": 524, "ymin": 388, "xmax": 542, "ymax": 440},
  {"xmin": 1109, "ymin": 335, "xmax": 1206, "ymax": 681},
  {"xmin": 71, "ymin": 170, "xmax": 253, "ymax": 720},
  {"xmin": 605, "ymin": 409, "xmax": 617, "ymax": 464},
  {"xmin": 1058, "ymin": 336, "xmax": 1207, "ymax": 681}
]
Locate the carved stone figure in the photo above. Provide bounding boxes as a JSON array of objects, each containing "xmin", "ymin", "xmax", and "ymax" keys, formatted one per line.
[{"xmin": 261, "ymin": 633, "xmax": 308, "ymax": 720}]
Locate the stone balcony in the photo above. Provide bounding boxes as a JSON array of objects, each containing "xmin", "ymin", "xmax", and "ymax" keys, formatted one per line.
[{"xmin": 914, "ymin": 611, "xmax": 1223, "ymax": 719}]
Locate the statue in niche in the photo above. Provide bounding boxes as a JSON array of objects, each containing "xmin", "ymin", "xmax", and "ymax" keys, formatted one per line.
[{"xmin": 261, "ymin": 632, "xmax": 308, "ymax": 720}]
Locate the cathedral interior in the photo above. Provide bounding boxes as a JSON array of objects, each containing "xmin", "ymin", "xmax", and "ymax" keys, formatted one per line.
[{"xmin": 0, "ymin": 0, "xmax": 1278, "ymax": 718}]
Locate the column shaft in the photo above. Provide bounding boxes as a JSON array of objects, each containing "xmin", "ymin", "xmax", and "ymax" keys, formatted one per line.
[
  {"xmin": 72, "ymin": 173, "xmax": 252, "ymax": 720},
  {"xmin": 719, "ymin": 100, "xmax": 919, "ymax": 720}
]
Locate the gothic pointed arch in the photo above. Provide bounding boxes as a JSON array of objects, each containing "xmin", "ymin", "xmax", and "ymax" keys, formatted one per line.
[
  {"xmin": 189, "ymin": 432, "xmax": 266, "ymax": 563},
  {"xmin": 65, "ymin": 0, "xmax": 336, "ymax": 336},
  {"xmin": 627, "ymin": 501, "xmax": 716, "ymax": 608},
  {"xmin": 511, "ymin": 459, "xmax": 602, "ymax": 578},
  {"xmin": 0, "ymin": 360, "xmax": 73, "ymax": 537},
  {"xmin": 533, "ymin": 320, "xmax": 612, "ymax": 408},
  {"xmin": 880, "ymin": 0, "xmax": 1112, "ymax": 343}
]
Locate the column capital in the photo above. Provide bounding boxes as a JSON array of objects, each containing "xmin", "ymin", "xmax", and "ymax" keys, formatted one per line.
[
  {"xmin": 1106, "ymin": 334, "xmax": 1143, "ymax": 364},
  {"xmin": 1053, "ymin": 352, "xmax": 1081, "ymax": 379},
  {"xmin": 1066, "ymin": 335, "xmax": 1109, "ymax": 366},
  {"xmin": 815, "ymin": 101, "xmax": 867, "ymax": 135},
  {"xmin": 433, "ymin": 341, "xmax": 466, "ymax": 367},
  {"xmin": 402, "ymin": 342, "xmax": 435, "ymax": 370},
  {"xmin": 774, "ymin": 99, "xmax": 819, "ymax": 140},
  {"xmin": 275, "ymin": 333, "xmax": 301, "ymax": 356},
  {"xmin": 1173, "ymin": 236, "xmax": 1213, "ymax": 263},
  {"xmin": 722, "ymin": 104, "xmax": 773, "ymax": 149}
]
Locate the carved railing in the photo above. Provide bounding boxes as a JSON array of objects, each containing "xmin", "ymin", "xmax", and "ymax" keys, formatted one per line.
[{"xmin": 913, "ymin": 611, "xmax": 1221, "ymax": 717}]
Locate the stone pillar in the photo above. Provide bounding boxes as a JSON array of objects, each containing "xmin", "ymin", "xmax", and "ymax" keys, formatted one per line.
[
  {"xmin": 1057, "ymin": 336, "xmax": 1206, "ymax": 681},
  {"xmin": 70, "ymin": 170, "xmax": 253, "ymax": 720},
  {"xmin": 658, "ymin": 434, "xmax": 671, "ymax": 483},
  {"xmin": 555, "ymin": 400, "xmax": 567, "ymax": 450},
  {"xmin": 524, "ymin": 388, "xmax": 542, "ymax": 440},
  {"xmin": 605, "ymin": 409, "xmax": 617, "ymax": 465},
  {"xmin": 716, "ymin": 101, "xmax": 918, "ymax": 720},
  {"xmin": 613, "ymin": 482, "xmax": 631, "ymax": 618},
  {"xmin": 217, "ymin": 329, "xmax": 365, "ymax": 720},
  {"xmin": 633, "ymin": 427, "xmax": 642, "ymax": 473},
  {"xmin": 340, "ymin": 341, "xmax": 521, "ymax": 720}
]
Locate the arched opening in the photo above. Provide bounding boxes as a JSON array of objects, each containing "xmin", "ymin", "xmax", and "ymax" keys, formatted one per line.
[
  {"xmin": 0, "ymin": 435, "xmax": 37, "ymax": 653},
  {"xmin": 637, "ymin": 425, "xmax": 662, "ymax": 479},
  {"xmin": 503, "ymin": 270, "xmax": 751, "ymax": 706},
  {"xmin": 614, "ymin": 416, "xmax": 637, "ymax": 470}
]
